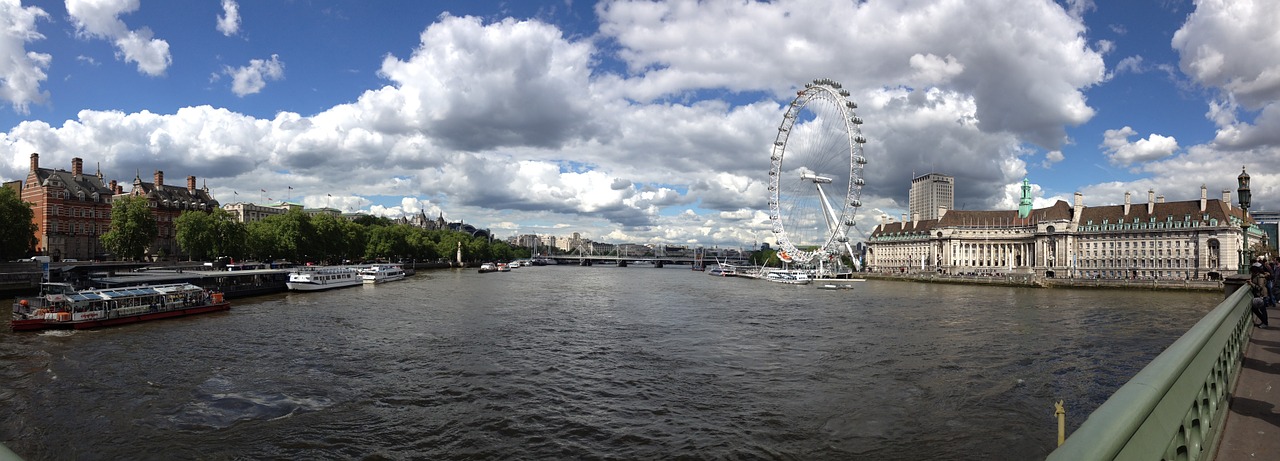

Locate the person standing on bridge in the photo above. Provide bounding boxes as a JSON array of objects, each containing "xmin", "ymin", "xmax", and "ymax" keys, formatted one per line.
[{"xmin": 1250, "ymin": 262, "xmax": 1270, "ymax": 328}]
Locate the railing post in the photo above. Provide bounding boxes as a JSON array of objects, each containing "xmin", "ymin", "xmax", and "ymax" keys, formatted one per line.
[{"xmin": 1055, "ymin": 400, "xmax": 1066, "ymax": 446}]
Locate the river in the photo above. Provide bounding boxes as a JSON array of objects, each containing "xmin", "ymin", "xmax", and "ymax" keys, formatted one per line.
[{"xmin": 0, "ymin": 265, "xmax": 1222, "ymax": 460}]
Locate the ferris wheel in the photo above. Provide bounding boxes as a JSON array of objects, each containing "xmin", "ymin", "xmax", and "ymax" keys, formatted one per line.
[{"xmin": 767, "ymin": 78, "xmax": 867, "ymax": 266}]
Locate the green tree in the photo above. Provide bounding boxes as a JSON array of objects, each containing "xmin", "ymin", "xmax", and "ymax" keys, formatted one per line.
[
  {"xmin": 0, "ymin": 186, "xmax": 36, "ymax": 260},
  {"xmin": 175, "ymin": 210, "xmax": 218, "ymax": 261},
  {"xmin": 101, "ymin": 195, "xmax": 158, "ymax": 261},
  {"xmin": 176, "ymin": 208, "xmax": 246, "ymax": 261}
]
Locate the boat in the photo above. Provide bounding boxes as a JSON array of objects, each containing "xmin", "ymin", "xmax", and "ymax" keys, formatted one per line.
[
  {"xmin": 11, "ymin": 282, "xmax": 228, "ymax": 331},
  {"xmin": 286, "ymin": 266, "xmax": 363, "ymax": 291},
  {"xmin": 478, "ymin": 262, "xmax": 497, "ymax": 273},
  {"xmin": 763, "ymin": 270, "xmax": 812, "ymax": 285},
  {"xmin": 817, "ymin": 283, "xmax": 855, "ymax": 290},
  {"xmin": 707, "ymin": 263, "xmax": 739, "ymax": 277},
  {"xmin": 360, "ymin": 264, "xmax": 406, "ymax": 284},
  {"xmin": 497, "ymin": 263, "xmax": 511, "ymax": 272}
]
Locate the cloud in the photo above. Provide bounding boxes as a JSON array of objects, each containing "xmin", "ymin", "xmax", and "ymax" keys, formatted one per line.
[
  {"xmin": 1043, "ymin": 150, "xmax": 1064, "ymax": 168},
  {"xmin": 225, "ymin": 54, "xmax": 285, "ymax": 97},
  {"xmin": 217, "ymin": 0, "xmax": 240, "ymax": 36},
  {"xmin": 65, "ymin": 0, "xmax": 171, "ymax": 76},
  {"xmin": 1101, "ymin": 126, "xmax": 1179, "ymax": 166},
  {"xmin": 376, "ymin": 14, "xmax": 600, "ymax": 152},
  {"xmin": 0, "ymin": 1, "xmax": 51, "ymax": 113},
  {"xmin": 1173, "ymin": 0, "xmax": 1280, "ymax": 110},
  {"xmin": 597, "ymin": 0, "xmax": 1105, "ymax": 150},
  {"xmin": 1172, "ymin": 0, "xmax": 1280, "ymax": 151}
]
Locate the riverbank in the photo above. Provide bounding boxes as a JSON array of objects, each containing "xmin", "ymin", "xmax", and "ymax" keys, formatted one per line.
[{"xmin": 859, "ymin": 272, "xmax": 1224, "ymax": 291}]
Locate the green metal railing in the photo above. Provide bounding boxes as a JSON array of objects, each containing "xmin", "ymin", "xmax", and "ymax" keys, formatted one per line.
[{"xmin": 1046, "ymin": 285, "xmax": 1252, "ymax": 461}]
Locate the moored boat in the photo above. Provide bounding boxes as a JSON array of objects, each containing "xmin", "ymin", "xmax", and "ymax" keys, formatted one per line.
[
  {"xmin": 707, "ymin": 263, "xmax": 738, "ymax": 277},
  {"xmin": 478, "ymin": 262, "xmax": 497, "ymax": 273},
  {"xmin": 11, "ymin": 282, "xmax": 228, "ymax": 331},
  {"xmin": 360, "ymin": 264, "xmax": 406, "ymax": 284},
  {"xmin": 286, "ymin": 266, "xmax": 363, "ymax": 291},
  {"xmin": 496, "ymin": 263, "xmax": 511, "ymax": 272}
]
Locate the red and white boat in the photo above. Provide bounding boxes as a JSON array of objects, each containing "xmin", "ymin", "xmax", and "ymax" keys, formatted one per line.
[{"xmin": 11, "ymin": 282, "xmax": 228, "ymax": 332}]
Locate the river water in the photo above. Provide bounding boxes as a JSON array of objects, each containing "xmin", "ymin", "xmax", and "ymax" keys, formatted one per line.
[{"xmin": 1, "ymin": 265, "xmax": 1222, "ymax": 460}]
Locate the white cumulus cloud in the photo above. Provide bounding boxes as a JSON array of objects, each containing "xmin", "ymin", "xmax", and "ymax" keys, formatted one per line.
[
  {"xmin": 1101, "ymin": 126, "xmax": 1178, "ymax": 166},
  {"xmin": 225, "ymin": 55, "xmax": 285, "ymax": 97},
  {"xmin": 0, "ymin": 0, "xmax": 51, "ymax": 113},
  {"xmin": 65, "ymin": 0, "xmax": 171, "ymax": 76},
  {"xmin": 217, "ymin": 0, "xmax": 240, "ymax": 36}
]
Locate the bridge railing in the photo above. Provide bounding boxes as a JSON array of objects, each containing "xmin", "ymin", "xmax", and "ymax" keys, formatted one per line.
[{"xmin": 1046, "ymin": 284, "xmax": 1252, "ymax": 461}]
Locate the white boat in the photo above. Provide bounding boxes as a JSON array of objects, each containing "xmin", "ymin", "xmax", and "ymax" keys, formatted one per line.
[
  {"xmin": 287, "ymin": 266, "xmax": 363, "ymax": 291},
  {"xmin": 763, "ymin": 270, "xmax": 812, "ymax": 285},
  {"xmin": 360, "ymin": 265, "xmax": 406, "ymax": 284},
  {"xmin": 496, "ymin": 263, "xmax": 510, "ymax": 272},
  {"xmin": 707, "ymin": 263, "xmax": 739, "ymax": 277},
  {"xmin": 478, "ymin": 262, "xmax": 498, "ymax": 273}
]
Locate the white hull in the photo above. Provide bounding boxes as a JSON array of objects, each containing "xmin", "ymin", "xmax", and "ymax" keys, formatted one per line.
[
  {"xmin": 287, "ymin": 266, "xmax": 363, "ymax": 291},
  {"xmin": 360, "ymin": 265, "xmax": 407, "ymax": 284}
]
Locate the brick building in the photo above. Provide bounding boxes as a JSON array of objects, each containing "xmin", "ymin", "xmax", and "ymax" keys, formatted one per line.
[
  {"xmin": 9, "ymin": 153, "xmax": 220, "ymax": 261},
  {"xmin": 17, "ymin": 153, "xmax": 119, "ymax": 261},
  {"xmin": 122, "ymin": 170, "xmax": 219, "ymax": 260}
]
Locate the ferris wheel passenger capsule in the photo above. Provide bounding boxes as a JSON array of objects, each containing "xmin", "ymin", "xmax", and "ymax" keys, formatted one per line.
[
  {"xmin": 846, "ymin": 101, "xmax": 858, "ymax": 109},
  {"xmin": 839, "ymin": 89, "xmax": 850, "ymax": 97},
  {"xmin": 850, "ymin": 200, "xmax": 862, "ymax": 207},
  {"xmin": 851, "ymin": 116, "xmax": 863, "ymax": 124},
  {"xmin": 854, "ymin": 178, "xmax": 865, "ymax": 186},
  {"xmin": 854, "ymin": 156, "xmax": 867, "ymax": 164},
  {"xmin": 854, "ymin": 135, "xmax": 867, "ymax": 144}
]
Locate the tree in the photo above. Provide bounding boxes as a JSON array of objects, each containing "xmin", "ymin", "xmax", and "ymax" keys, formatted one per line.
[
  {"xmin": 0, "ymin": 186, "xmax": 36, "ymax": 260},
  {"xmin": 175, "ymin": 210, "xmax": 218, "ymax": 261},
  {"xmin": 176, "ymin": 208, "xmax": 246, "ymax": 261},
  {"xmin": 101, "ymin": 195, "xmax": 158, "ymax": 261}
]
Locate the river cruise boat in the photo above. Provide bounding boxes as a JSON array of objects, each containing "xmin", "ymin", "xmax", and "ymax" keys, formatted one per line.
[
  {"xmin": 360, "ymin": 265, "xmax": 406, "ymax": 284},
  {"xmin": 286, "ymin": 266, "xmax": 362, "ymax": 291},
  {"xmin": 477, "ymin": 262, "xmax": 497, "ymax": 273},
  {"xmin": 11, "ymin": 282, "xmax": 228, "ymax": 332}
]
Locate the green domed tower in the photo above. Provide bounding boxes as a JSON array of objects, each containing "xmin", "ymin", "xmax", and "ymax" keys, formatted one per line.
[{"xmin": 1017, "ymin": 178, "xmax": 1032, "ymax": 219}]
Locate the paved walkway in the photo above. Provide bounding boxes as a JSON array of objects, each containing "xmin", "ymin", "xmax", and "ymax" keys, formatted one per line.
[{"xmin": 1216, "ymin": 309, "xmax": 1280, "ymax": 460}]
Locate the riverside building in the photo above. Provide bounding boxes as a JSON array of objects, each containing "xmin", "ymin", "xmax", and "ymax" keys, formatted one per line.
[
  {"xmin": 866, "ymin": 180, "xmax": 1260, "ymax": 280},
  {"xmin": 909, "ymin": 173, "xmax": 954, "ymax": 221},
  {"xmin": 7, "ymin": 153, "xmax": 218, "ymax": 261}
]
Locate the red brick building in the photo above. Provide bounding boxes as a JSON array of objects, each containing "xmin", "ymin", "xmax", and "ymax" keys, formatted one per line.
[
  {"xmin": 122, "ymin": 170, "xmax": 219, "ymax": 260},
  {"xmin": 18, "ymin": 153, "xmax": 118, "ymax": 261},
  {"xmin": 11, "ymin": 153, "xmax": 220, "ymax": 261}
]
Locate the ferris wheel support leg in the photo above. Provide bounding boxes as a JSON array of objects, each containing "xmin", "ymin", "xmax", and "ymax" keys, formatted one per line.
[{"xmin": 814, "ymin": 183, "xmax": 841, "ymax": 238}]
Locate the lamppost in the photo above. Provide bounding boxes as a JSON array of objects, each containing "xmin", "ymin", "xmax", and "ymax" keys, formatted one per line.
[{"xmin": 1239, "ymin": 166, "xmax": 1252, "ymax": 274}]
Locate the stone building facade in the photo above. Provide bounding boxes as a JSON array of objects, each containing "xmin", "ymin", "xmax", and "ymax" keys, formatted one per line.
[{"xmin": 868, "ymin": 185, "xmax": 1261, "ymax": 280}]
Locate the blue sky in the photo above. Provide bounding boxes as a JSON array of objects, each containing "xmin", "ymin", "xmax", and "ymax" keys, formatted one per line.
[{"xmin": 0, "ymin": 0, "xmax": 1277, "ymax": 248}]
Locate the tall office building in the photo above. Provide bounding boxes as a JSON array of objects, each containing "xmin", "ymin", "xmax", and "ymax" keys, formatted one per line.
[{"xmin": 909, "ymin": 173, "xmax": 954, "ymax": 221}]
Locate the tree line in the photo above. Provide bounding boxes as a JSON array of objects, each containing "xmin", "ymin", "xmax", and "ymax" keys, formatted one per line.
[{"xmin": 0, "ymin": 190, "xmax": 525, "ymax": 264}]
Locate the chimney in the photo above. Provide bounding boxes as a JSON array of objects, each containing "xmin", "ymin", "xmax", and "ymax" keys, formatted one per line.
[
  {"xmin": 1200, "ymin": 185, "xmax": 1207, "ymax": 212},
  {"xmin": 187, "ymin": 176, "xmax": 196, "ymax": 193},
  {"xmin": 913, "ymin": 212, "xmax": 920, "ymax": 223},
  {"xmin": 109, "ymin": 180, "xmax": 117, "ymax": 193},
  {"xmin": 1147, "ymin": 189, "xmax": 1155, "ymax": 214},
  {"xmin": 154, "ymin": 171, "xmax": 163, "ymax": 187},
  {"xmin": 901, "ymin": 213, "xmax": 908, "ymax": 224},
  {"xmin": 1157, "ymin": 195, "xmax": 1165, "ymax": 204},
  {"xmin": 29, "ymin": 153, "xmax": 38, "ymax": 173},
  {"xmin": 937, "ymin": 206, "xmax": 947, "ymax": 219},
  {"xmin": 1124, "ymin": 191, "xmax": 1131, "ymax": 215},
  {"xmin": 72, "ymin": 157, "xmax": 83, "ymax": 177},
  {"xmin": 1223, "ymin": 190, "xmax": 1231, "ymax": 210},
  {"xmin": 1073, "ymin": 192, "xmax": 1084, "ymax": 221}
]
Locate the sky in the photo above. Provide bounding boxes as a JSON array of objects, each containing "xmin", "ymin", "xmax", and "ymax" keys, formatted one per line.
[{"xmin": 0, "ymin": 0, "xmax": 1277, "ymax": 249}]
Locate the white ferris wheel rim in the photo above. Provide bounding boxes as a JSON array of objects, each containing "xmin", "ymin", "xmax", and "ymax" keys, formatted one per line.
[{"xmin": 767, "ymin": 78, "xmax": 867, "ymax": 265}]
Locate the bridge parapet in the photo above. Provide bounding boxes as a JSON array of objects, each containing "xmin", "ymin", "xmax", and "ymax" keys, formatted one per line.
[{"xmin": 1046, "ymin": 285, "xmax": 1252, "ymax": 460}]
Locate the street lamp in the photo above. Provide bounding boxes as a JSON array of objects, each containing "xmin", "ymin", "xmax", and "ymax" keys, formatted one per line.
[{"xmin": 1239, "ymin": 166, "xmax": 1252, "ymax": 274}]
